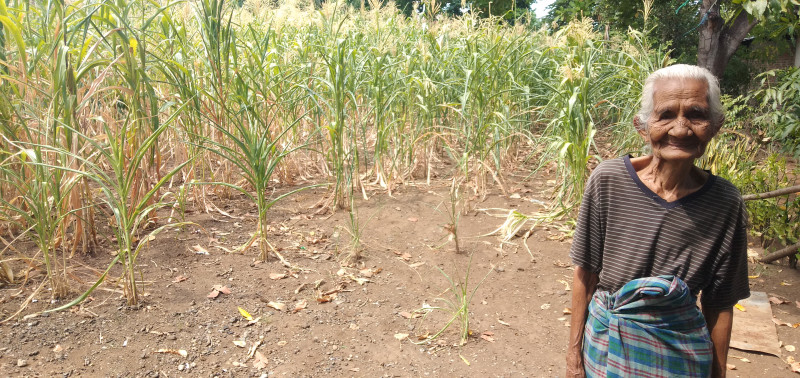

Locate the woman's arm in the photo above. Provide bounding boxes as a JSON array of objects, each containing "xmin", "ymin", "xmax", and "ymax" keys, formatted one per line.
[
  {"xmin": 702, "ymin": 306, "xmax": 734, "ymax": 378},
  {"xmin": 566, "ymin": 266, "xmax": 599, "ymax": 378}
]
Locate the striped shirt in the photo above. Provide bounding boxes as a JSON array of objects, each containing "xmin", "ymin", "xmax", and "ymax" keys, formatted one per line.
[{"xmin": 570, "ymin": 155, "xmax": 750, "ymax": 310}]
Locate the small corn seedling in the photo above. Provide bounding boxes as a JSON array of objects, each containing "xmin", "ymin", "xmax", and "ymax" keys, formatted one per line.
[{"xmin": 412, "ymin": 253, "xmax": 492, "ymax": 346}]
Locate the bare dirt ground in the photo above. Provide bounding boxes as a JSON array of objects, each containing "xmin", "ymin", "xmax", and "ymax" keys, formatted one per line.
[{"xmin": 2, "ymin": 172, "xmax": 800, "ymax": 377}]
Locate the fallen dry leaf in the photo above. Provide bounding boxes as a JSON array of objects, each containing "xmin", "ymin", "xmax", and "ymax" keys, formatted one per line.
[
  {"xmin": 480, "ymin": 331, "xmax": 495, "ymax": 343},
  {"xmin": 238, "ymin": 307, "xmax": 254, "ymax": 321},
  {"xmin": 172, "ymin": 275, "xmax": 188, "ymax": 283},
  {"xmin": 399, "ymin": 253, "xmax": 412, "ymax": 261},
  {"xmin": 773, "ymin": 318, "xmax": 793, "ymax": 327},
  {"xmin": 398, "ymin": 311, "xmax": 414, "ymax": 319},
  {"xmin": 155, "ymin": 349, "xmax": 187, "ymax": 358},
  {"xmin": 207, "ymin": 285, "xmax": 232, "ymax": 299},
  {"xmin": 498, "ymin": 319, "xmax": 510, "ymax": 326},
  {"xmin": 557, "ymin": 279, "xmax": 571, "ymax": 291},
  {"xmin": 394, "ymin": 333, "xmax": 409, "ymax": 341},
  {"xmin": 359, "ymin": 268, "xmax": 374, "ymax": 277},
  {"xmin": 729, "ymin": 355, "xmax": 751, "ymax": 363},
  {"xmin": 788, "ymin": 356, "xmax": 800, "ymax": 373},
  {"xmin": 407, "ymin": 217, "xmax": 418, "ymax": 222},
  {"xmin": 214, "ymin": 285, "xmax": 231, "ymax": 294},
  {"xmin": 293, "ymin": 299, "xmax": 308, "ymax": 313},
  {"xmin": 770, "ymin": 296, "xmax": 790, "ymax": 305},
  {"xmin": 191, "ymin": 244, "xmax": 209, "ymax": 255},
  {"xmin": 563, "ymin": 308, "xmax": 572, "ymax": 315},
  {"xmin": 267, "ymin": 301, "xmax": 287, "ymax": 311},
  {"xmin": 782, "ymin": 281, "xmax": 793, "ymax": 286},
  {"xmin": 409, "ymin": 262, "xmax": 425, "ymax": 268},
  {"xmin": 253, "ymin": 351, "xmax": 268, "ymax": 369},
  {"xmin": 269, "ymin": 273, "xmax": 287, "ymax": 280},
  {"xmin": 233, "ymin": 340, "xmax": 247, "ymax": 348},
  {"xmin": 787, "ymin": 345, "xmax": 797, "ymax": 352}
]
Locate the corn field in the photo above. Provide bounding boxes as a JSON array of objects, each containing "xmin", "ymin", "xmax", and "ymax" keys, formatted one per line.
[{"xmin": 0, "ymin": 0, "xmax": 672, "ymax": 308}]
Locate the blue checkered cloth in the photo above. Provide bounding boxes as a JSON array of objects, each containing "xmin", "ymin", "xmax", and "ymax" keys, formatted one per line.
[{"xmin": 583, "ymin": 275, "xmax": 713, "ymax": 377}]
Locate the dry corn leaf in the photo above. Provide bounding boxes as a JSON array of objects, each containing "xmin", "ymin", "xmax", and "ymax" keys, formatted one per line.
[
  {"xmin": 398, "ymin": 311, "xmax": 413, "ymax": 319},
  {"xmin": 172, "ymin": 275, "xmax": 188, "ymax": 283},
  {"xmin": 233, "ymin": 340, "xmax": 247, "ymax": 348},
  {"xmin": 734, "ymin": 303, "xmax": 746, "ymax": 312},
  {"xmin": 480, "ymin": 331, "xmax": 495, "ymax": 343},
  {"xmin": 394, "ymin": 333, "xmax": 409, "ymax": 341},
  {"xmin": 238, "ymin": 307, "xmax": 254, "ymax": 321},
  {"xmin": 156, "ymin": 349, "xmax": 188, "ymax": 358},
  {"xmin": 558, "ymin": 279, "xmax": 571, "ymax": 291},
  {"xmin": 0, "ymin": 261, "xmax": 14, "ymax": 283},
  {"xmin": 267, "ymin": 302, "xmax": 286, "ymax": 311},
  {"xmin": 409, "ymin": 262, "xmax": 425, "ymax": 268},
  {"xmin": 498, "ymin": 319, "xmax": 510, "ymax": 326},
  {"xmin": 407, "ymin": 217, "xmax": 418, "ymax": 222},
  {"xmin": 399, "ymin": 253, "xmax": 412, "ymax": 261},
  {"xmin": 269, "ymin": 273, "xmax": 287, "ymax": 280}
]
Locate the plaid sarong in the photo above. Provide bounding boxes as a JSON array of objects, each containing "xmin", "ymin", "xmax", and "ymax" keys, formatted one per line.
[{"xmin": 583, "ymin": 275, "xmax": 713, "ymax": 377}]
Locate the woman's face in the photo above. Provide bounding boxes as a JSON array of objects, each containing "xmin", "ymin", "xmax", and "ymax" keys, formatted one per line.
[{"xmin": 640, "ymin": 78, "xmax": 718, "ymax": 162}]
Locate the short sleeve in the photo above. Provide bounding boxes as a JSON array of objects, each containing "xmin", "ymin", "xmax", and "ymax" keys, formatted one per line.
[
  {"xmin": 700, "ymin": 203, "xmax": 750, "ymax": 310},
  {"xmin": 570, "ymin": 169, "xmax": 605, "ymax": 273}
]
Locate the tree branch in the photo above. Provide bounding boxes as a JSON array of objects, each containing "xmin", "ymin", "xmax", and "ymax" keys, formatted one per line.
[
  {"xmin": 742, "ymin": 185, "xmax": 800, "ymax": 201},
  {"xmin": 758, "ymin": 241, "xmax": 800, "ymax": 264}
]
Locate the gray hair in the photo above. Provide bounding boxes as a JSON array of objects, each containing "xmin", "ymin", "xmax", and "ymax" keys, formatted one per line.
[{"xmin": 634, "ymin": 64, "xmax": 724, "ymax": 132}]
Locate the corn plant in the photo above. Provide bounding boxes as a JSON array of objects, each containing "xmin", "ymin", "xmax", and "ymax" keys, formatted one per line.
[
  {"xmin": 0, "ymin": 141, "xmax": 79, "ymax": 299},
  {"xmin": 413, "ymin": 253, "xmax": 492, "ymax": 345}
]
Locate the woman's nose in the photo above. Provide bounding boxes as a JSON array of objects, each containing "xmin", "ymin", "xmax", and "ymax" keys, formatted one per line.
[{"xmin": 669, "ymin": 118, "xmax": 693, "ymax": 137}]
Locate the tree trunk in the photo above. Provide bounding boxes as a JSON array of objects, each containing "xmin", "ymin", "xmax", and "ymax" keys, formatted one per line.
[
  {"xmin": 795, "ymin": 36, "xmax": 799, "ymax": 68},
  {"xmin": 697, "ymin": 0, "xmax": 759, "ymax": 77}
]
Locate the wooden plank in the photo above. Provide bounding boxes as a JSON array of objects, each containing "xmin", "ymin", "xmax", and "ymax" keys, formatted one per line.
[{"xmin": 729, "ymin": 291, "xmax": 782, "ymax": 356}]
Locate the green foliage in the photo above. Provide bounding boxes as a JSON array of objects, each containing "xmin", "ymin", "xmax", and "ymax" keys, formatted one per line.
[
  {"xmin": 740, "ymin": 156, "xmax": 799, "ymax": 248},
  {"xmin": 748, "ymin": 68, "xmax": 800, "ymax": 157}
]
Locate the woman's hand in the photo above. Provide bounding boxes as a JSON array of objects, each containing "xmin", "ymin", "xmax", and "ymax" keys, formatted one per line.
[
  {"xmin": 565, "ymin": 266, "xmax": 598, "ymax": 378},
  {"xmin": 566, "ymin": 346, "xmax": 585, "ymax": 377}
]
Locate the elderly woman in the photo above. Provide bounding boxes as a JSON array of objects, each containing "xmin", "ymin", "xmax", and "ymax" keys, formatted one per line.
[{"xmin": 565, "ymin": 64, "xmax": 750, "ymax": 378}]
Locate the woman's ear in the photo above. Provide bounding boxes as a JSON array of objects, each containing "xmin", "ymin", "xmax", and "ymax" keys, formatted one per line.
[{"xmin": 633, "ymin": 117, "xmax": 648, "ymax": 139}]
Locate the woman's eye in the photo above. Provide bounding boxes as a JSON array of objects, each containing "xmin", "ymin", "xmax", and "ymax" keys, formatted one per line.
[{"xmin": 658, "ymin": 111, "xmax": 675, "ymax": 120}]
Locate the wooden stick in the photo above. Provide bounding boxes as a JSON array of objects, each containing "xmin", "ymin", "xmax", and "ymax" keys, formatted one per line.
[
  {"xmin": 759, "ymin": 241, "xmax": 800, "ymax": 264},
  {"xmin": 742, "ymin": 185, "xmax": 800, "ymax": 201}
]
